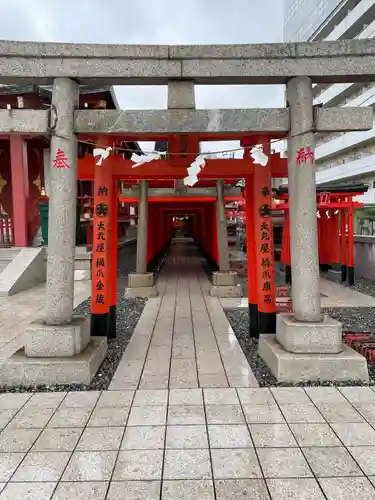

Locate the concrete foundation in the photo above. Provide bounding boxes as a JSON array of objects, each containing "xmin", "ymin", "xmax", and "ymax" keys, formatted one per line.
[
  {"xmin": 258, "ymin": 334, "xmax": 369, "ymax": 383},
  {"xmin": 212, "ymin": 271, "xmax": 238, "ymax": 287},
  {"xmin": 125, "ymin": 272, "xmax": 158, "ymax": 298},
  {"xmin": 125, "ymin": 285, "xmax": 158, "ymax": 298},
  {"xmin": 210, "ymin": 284, "xmax": 242, "ymax": 298},
  {"xmin": 25, "ymin": 315, "xmax": 90, "ymax": 357},
  {"xmin": 276, "ymin": 313, "xmax": 342, "ymax": 354},
  {"xmin": 0, "ymin": 337, "xmax": 107, "ymax": 387},
  {"xmin": 210, "ymin": 271, "xmax": 242, "ymax": 298},
  {"xmin": 128, "ymin": 272, "xmax": 155, "ymax": 288}
]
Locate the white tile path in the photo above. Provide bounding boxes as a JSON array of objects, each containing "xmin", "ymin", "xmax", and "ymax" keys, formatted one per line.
[
  {"xmin": 0, "ymin": 386, "xmax": 375, "ymax": 498},
  {"xmin": 110, "ymin": 239, "xmax": 258, "ymax": 390},
  {"xmin": 1, "ymin": 240, "xmax": 375, "ymax": 497}
]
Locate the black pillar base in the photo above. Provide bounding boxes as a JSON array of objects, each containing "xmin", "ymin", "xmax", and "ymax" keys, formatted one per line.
[
  {"xmin": 108, "ymin": 305, "xmax": 117, "ymax": 339},
  {"xmin": 285, "ymin": 265, "xmax": 292, "ymax": 284},
  {"xmin": 91, "ymin": 313, "xmax": 109, "ymax": 337},
  {"xmin": 258, "ymin": 311, "xmax": 276, "ymax": 334},
  {"xmin": 249, "ymin": 303, "xmax": 259, "ymax": 339},
  {"xmin": 341, "ymin": 265, "xmax": 347, "ymax": 282},
  {"xmin": 348, "ymin": 266, "xmax": 355, "ymax": 286}
]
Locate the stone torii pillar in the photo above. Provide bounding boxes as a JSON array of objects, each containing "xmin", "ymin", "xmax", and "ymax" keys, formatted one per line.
[
  {"xmin": 210, "ymin": 179, "xmax": 242, "ymax": 297},
  {"xmin": 126, "ymin": 80, "xmax": 196, "ymax": 298},
  {"xmin": 259, "ymin": 76, "xmax": 368, "ymax": 382},
  {"xmin": 136, "ymin": 180, "xmax": 149, "ymax": 274},
  {"xmin": 0, "ymin": 78, "xmax": 108, "ymax": 387},
  {"xmin": 125, "ymin": 179, "xmax": 157, "ymax": 297}
]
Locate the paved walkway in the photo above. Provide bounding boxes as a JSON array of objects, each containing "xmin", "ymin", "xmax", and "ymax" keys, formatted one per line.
[
  {"xmin": 1, "ymin": 387, "xmax": 375, "ymax": 499},
  {"xmin": 110, "ymin": 238, "xmax": 258, "ymax": 390},
  {"xmin": 2, "ymin": 240, "xmax": 375, "ymax": 498}
]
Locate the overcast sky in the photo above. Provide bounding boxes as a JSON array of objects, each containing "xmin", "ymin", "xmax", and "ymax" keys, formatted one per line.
[{"xmin": 1, "ymin": 0, "xmax": 285, "ymax": 153}]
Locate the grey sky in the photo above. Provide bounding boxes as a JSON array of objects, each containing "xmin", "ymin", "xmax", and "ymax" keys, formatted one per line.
[{"xmin": 0, "ymin": 0, "xmax": 285, "ymax": 152}]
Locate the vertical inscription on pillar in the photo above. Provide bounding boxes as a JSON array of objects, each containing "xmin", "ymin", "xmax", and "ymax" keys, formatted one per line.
[
  {"xmin": 258, "ymin": 186, "xmax": 273, "ymax": 307},
  {"xmin": 92, "ymin": 186, "xmax": 109, "ymax": 312}
]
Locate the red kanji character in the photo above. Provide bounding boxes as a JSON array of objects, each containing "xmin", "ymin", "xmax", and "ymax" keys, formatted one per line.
[
  {"xmin": 95, "ymin": 294, "xmax": 105, "ymax": 305},
  {"xmin": 305, "ymin": 146, "xmax": 315, "ymax": 164},
  {"xmin": 53, "ymin": 148, "xmax": 70, "ymax": 169},
  {"xmin": 264, "ymin": 294, "xmax": 272, "ymax": 304},
  {"xmin": 296, "ymin": 148, "xmax": 306, "ymax": 166}
]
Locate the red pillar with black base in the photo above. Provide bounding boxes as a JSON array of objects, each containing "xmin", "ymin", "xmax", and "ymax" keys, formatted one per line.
[
  {"xmin": 347, "ymin": 196, "xmax": 355, "ymax": 285},
  {"xmin": 91, "ymin": 150, "xmax": 112, "ymax": 337},
  {"xmin": 252, "ymin": 149, "xmax": 276, "ymax": 334},
  {"xmin": 340, "ymin": 209, "xmax": 347, "ymax": 282},
  {"xmin": 108, "ymin": 178, "xmax": 118, "ymax": 339},
  {"xmin": 245, "ymin": 176, "xmax": 259, "ymax": 337},
  {"xmin": 281, "ymin": 210, "xmax": 291, "ymax": 284}
]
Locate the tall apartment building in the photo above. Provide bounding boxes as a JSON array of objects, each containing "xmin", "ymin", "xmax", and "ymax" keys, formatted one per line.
[{"xmin": 284, "ymin": 0, "xmax": 375, "ymax": 233}]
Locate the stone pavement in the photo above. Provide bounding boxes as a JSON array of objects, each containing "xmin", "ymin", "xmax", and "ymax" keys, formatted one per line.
[
  {"xmin": 110, "ymin": 238, "xmax": 258, "ymax": 390},
  {"xmin": 1, "ymin": 387, "xmax": 375, "ymax": 498},
  {"xmin": 0, "ymin": 281, "xmax": 90, "ymax": 362}
]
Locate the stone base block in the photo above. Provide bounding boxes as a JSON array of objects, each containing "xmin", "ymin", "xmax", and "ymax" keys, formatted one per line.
[
  {"xmin": 258, "ymin": 334, "xmax": 369, "ymax": 383},
  {"xmin": 276, "ymin": 313, "xmax": 342, "ymax": 354},
  {"xmin": 25, "ymin": 316, "xmax": 90, "ymax": 358},
  {"xmin": 212, "ymin": 271, "xmax": 238, "ymax": 287},
  {"xmin": 128, "ymin": 272, "xmax": 155, "ymax": 288},
  {"xmin": 0, "ymin": 337, "xmax": 108, "ymax": 387},
  {"xmin": 210, "ymin": 284, "xmax": 242, "ymax": 298},
  {"xmin": 125, "ymin": 285, "xmax": 158, "ymax": 298},
  {"xmin": 74, "ymin": 269, "xmax": 91, "ymax": 281},
  {"xmin": 327, "ymin": 269, "xmax": 342, "ymax": 283}
]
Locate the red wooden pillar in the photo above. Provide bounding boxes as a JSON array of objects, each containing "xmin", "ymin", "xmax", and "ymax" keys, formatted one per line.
[
  {"xmin": 330, "ymin": 213, "xmax": 341, "ymax": 268},
  {"xmin": 91, "ymin": 148, "xmax": 113, "ymax": 337},
  {"xmin": 202, "ymin": 206, "xmax": 207, "ymax": 253},
  {"xmin": 340, "ymin": 209, "xmax": 347, "ymax": 282},
  {"xmin": 10, "ymin": 136, "xmax": 29, "ymax": 246},
  {"xmin": 245, "ymin": 176, "xmax": 259, "ymax": 337},
  {"xmin": 108, "ymin": 178, "xmax": 118, "ymax": 338},
  {"xmin": 212, "ymin": 202, "xmax": 219, "ymax": 266},
  {"xmin": 347, "ymin": 196, "xmax": 355, "ymax": 285},
  {"xmin": 252, "ymin": 148, "xmax": 276, "ymax": 334}
]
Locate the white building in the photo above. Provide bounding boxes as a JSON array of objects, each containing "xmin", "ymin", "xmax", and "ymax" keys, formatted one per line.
[{"xmin": 284, "ymin": 0, "xmax": 375, "ymax": 232}]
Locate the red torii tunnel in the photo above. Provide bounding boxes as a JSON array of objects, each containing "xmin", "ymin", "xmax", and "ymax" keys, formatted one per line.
[
  {"xmin": 77, "ymin": 140, "xmax": 282, "ymax": 338},
  {"xmin": 76, "ymin": 133, "xmax": 366, "ymax": 341}
]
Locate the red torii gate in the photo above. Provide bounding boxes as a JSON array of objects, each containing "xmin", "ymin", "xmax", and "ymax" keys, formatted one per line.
[{"xmin": 276, "ymin": 185, "xmax": 365, "ymax": 286}]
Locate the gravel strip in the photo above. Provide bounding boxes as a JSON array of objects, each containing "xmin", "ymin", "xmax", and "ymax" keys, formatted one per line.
[
  {"xmin": 0, "ymin": 243, "xmax": 151, "ymax": 393},
  {"xmin": 322, "ymin": 271, "xmax": 375, "ymax": 298},
  {"xmin": 226, "ymin": 307, "xmax": 375, "ymax": 387},
  {"xmin": 227, "ymin": 263, "xmax": 375, "ymax": 386}
]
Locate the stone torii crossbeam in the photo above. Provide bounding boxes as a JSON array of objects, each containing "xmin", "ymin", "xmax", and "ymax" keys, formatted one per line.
[{"xmin": 0, "ymin": 39, "xmax": 373, "ymax": 386}]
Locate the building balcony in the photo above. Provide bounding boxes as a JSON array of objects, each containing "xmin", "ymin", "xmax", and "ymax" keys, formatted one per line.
[
  {"xmin": 354, "ymin": 187, "xmax": 375, "ymax": 204},
  {"xmin": 316, "ymin": 119, "xmax": 375, "ymax": 161},
  {"xmin": 316, "ymin": 153, "xmax": 375, "ymax": 184}
]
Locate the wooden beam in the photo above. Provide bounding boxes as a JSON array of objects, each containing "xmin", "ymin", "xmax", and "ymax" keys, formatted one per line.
[{"xmin": 78, "ymin": 155, "xmax": 288, "ymax": 180}]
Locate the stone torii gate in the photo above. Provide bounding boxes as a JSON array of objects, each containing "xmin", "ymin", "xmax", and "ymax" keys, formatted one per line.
[{"xmin": 0, "ymin": 39, "xmax": 373, "ymax": 386}]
